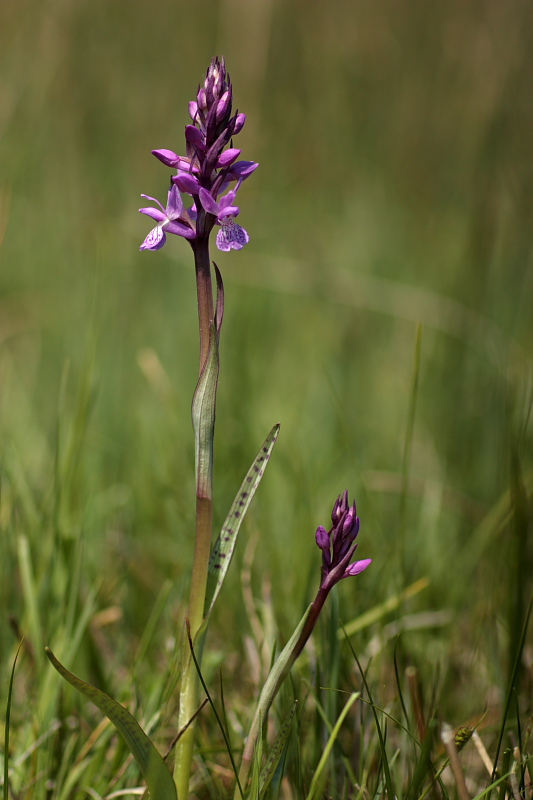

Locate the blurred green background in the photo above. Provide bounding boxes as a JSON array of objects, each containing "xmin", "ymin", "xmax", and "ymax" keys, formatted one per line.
[{"xmin": 1, "ymin": 0, "xmax": 533, "ymax": 726}]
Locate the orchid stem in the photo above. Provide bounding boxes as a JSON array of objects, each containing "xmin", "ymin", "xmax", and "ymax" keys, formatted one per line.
[{"xmin": 174, "ymin": 237, "xmax": 217, "ymax": 799}]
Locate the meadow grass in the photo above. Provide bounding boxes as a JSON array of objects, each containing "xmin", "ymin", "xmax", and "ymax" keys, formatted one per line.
[{"xmin": 1, "ymin": 1, "xmax": 533, "ymax": 798}]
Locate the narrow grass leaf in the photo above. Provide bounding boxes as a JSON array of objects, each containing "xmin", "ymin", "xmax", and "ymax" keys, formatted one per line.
[
  {"xmin": 405, "ymin": 719, "xmax": 437, "ymax": 800},
  {"xmin": 398, "ymin": 324, "xmax": 422, "ymax": 564},
  {"xmin": 305, "ymin": 692, "xmax": 359, "ymax": 800},
  {"xmin": 235, "ymin": 605, "xmax": 313, "ymax": 800},
  {"xmin": 204, "ymin": 423, "xmax": 280, "ymax": 621},
  {"xmin": 45, "ymin": 648, "xmax": 176, "ymax": 800},
  {"xmin": 17, "ymin": 535, "xmax": 43, "ymax": 669},
  {"xmin": 339, "ymin": 577, "xmax": 429, "ymax": 638},
  {"xmin": 259, "ymin": 700, "xmax": 298, "ymax": 800},
  {"xmin": 186, "ymin": 625, "xmax": 244, "ymax": 799},
  {"xmin": 491, "ymin": 591, "xmax": 533, "ymax": 782},
  {"xmin": 4, "ymin": 641, "xmax": 23, "ymax": 800},
  {"xmin": 344, "ymin": 632, "xmax": 397, "ymax": 800}
]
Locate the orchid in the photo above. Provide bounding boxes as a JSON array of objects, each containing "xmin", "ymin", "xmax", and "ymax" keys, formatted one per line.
[
  {"xmin": 139, "ymin": 56, "xmax": 257, "ymax": 254},
  {"xmin": 138, "ymin": 59, "xmax": 260, "ymax": 798}
]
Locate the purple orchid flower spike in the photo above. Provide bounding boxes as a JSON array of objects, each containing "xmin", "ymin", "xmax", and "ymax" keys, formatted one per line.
[
  {"xmin": 140, "ymin": 56, "xmax": 257, "ymax": 254},
  {"xmin": 139, "ymin": 185, "xmax": 195, "ymax": 251},
  {"xmin": 315, "ymin": 491, "xmax": 371, "ymax": 592}
]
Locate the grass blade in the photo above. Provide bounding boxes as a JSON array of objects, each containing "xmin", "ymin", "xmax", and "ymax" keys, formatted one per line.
[
  {"xmin": 259, "ymin": 700, "xmax": 298, "ymax": 799},
  {"xmin": 305, "ymin": 692, "xmax": 359, "ymax": 800},
  {"xmin": 4, "ymin": 641, "xmax": 23, "ymax": 800},
  {"xmin": 45, "ymin": 648, "xmax": 176, "ymax": 800}
]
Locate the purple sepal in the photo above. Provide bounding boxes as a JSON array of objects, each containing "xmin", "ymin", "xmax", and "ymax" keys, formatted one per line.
[
  {"xmin": 197, "ymin": 87, "xmax": 207, "ymax": 111},
  {"xmin": 173, "ymin": 171, "xmax": 200, "ymax": 195},
  {"xmin": 216, "ymin": 91, "xmax": 231, "ymax": 122},
  {"xmin": 185, "ymin": 125, "xmax": 205, "ymax": 150},
  {"xmin": 315, "ymin": 526, "xmax": 330, "ymax": 550},
  {"xmin": 166, "ymin": 221, "xmax": 196, "ymax": 239},
  {"xmin": 343, "ymin": 559, "xmax": 372, "ymax": 578},
  {"xmin": 189, "ymin": 101, "xmax": 198, "ymax": 121},
  {"xmin": 217, "ymin": 148, "xmax": 241, "ymax": 167},
  {"xmin": 198, "ymin": 186, "xmax": 240, "ymax": 219},
  {"xmin": 139, "ymin": 204, "xmax": 166, "ymax": 223},
  {"xmin": 152, "ymin": 149, "xmax": 182, "ymax": 168},
  {"xmin": 228, "ymin": 160, "xmax": 259, "ymax": 180},
  {"xmin": 233, "ymin": 113, "xmax": 246, "ymax": 135}
]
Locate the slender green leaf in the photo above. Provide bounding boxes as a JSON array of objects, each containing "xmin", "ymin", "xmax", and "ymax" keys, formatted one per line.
[
  {"xmin": 17, "ymin": 536, "xmax": 44, "ymax": 669},
  {"xmin": 45, "ymin": 648, "xmax": 176, "ymax": 800},
  {"xmin": 305, "ymin": 692, "xmax": 359, "ymax": 800},
  {"xmin": 4, "ymin": 642, "xmax": 23, "ymax": 800},
  {"xmin": 248, "ymin": 716, "xmax": 263, "ymax": 800},
  {"xmin": 235, "ymin": 605, "xmax": 313, "ymax": 799},
  {"xmin": 204, "ymin": 423, "xmax": 280, "ymax": 621},
  {"xmin": 348, "ymin": 642, "xmax": 396, "ymax": 800},
  {"xmin": 186, "ymin": 626, "xmax": 244, "ymax": 799},
  {"xmin": 259, "ymin": 700, "xmax": 298, "ymax": 799}
]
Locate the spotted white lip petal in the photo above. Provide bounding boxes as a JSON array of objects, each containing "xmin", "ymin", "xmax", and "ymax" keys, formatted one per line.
[
  {"xmin": 140, "ymin": 226, "xmax": 166, "ymax": 251},
  {"xmin": 216, "ymin": 219, "xmax": 249, "ymax": 252}
]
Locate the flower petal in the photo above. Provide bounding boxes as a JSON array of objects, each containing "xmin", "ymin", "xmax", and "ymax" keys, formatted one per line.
[
  {"xmin": 217, "ymin": 204, "xmax": 240, "ymax": 219},
  {"xmin": 216, "ymin": 219, "xmax": 250, "ymax": 251},
  {"xmin": 233, "ymin": 113, "xmax": 246, "ymax": 135},
  {"xmin": 216, "ymin": 91, "xmax": 231, "ymax": 122},
  {"xmin": 173, "ymin": 172, "xmax": 200, "ymax": 195},
  {"xmin": 165, "ymin": 220, "xmax": 196, "ymax": 239},
  {"xmin": 188, "ymin": 101, "xmax": 199, "ymax": 121},
  {"xmin": 217, "ymin": 148, "xmax": 241, "ymax": 168},
  {"xmin": 165, "ymin": 185, "xmax": 184, "ymax": 219},
  {"xmin": 141, "ymin": 194, "xmax": 165, "ymax": 212},
  {"xmin": 152, "ymin": 149, "xmax": 182, "ymax": 168},
  {"xmin": 227, "ymin": 160, "xmax": 259, "ymax": 180},
  {"xmin": 315, "ymin": 526, "xmax": 330, "ymax": 551},
  {"xmin": 185, "ymin": 124, "xmax": 206, "ymax": 151},
  {"xmin": 198, "ymin": 187, "xmax": 220, "ymax": 216},
  {"xmin": 343, "ymin": 559, "xmax": 372, "ymax": 578},
  {"xmin": 139, "ymin": 207, "xmax": 167, "ymax": 223},
  {"xmin": 140, "ymin": 226, "xmax": 166, "ymax": 251}
]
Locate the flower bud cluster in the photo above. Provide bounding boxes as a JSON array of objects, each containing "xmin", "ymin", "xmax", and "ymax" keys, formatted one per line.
[
  {"xmin": 315, "ymin": 491, "xmax": 371, "ymax": 591},
  {"xmin": 139, "ymin": 57, "xmax": 258, "ymax": 253}
]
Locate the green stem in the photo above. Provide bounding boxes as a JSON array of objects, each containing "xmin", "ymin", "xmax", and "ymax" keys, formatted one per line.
[
  {"xmin": 174, "ymin": 238, "xmax": 217, "ymax": 798},
  {"xmin": 194, "ymin": 240, "xmax": 215, "ymax": 373}
]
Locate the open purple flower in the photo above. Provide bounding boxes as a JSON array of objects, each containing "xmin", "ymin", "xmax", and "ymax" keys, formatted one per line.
[
  {"xmin": 315, "ymin": 491, "xmax": 371, "ymax": 591},
  {"xmin": 139, "ymin": 185, "xmax": 195, "ymax": 251},
  {"xmin": 198, "ymin": 185, "xmax": 249, "ymax": 251}
]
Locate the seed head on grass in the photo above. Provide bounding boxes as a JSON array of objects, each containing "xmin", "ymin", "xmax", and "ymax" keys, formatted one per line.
[{"xmin": 140, "ymin": 56, "xmax": 257, "ymax": 253}]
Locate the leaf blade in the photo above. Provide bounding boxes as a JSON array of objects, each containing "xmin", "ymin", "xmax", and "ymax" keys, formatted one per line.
[
  {"xmin": 45, "ymin": 648, "xmax": 176, "ymax": 800},
  {"xmin": 204, "ymin": 423, "xmax": 280, "ymax": 621}
]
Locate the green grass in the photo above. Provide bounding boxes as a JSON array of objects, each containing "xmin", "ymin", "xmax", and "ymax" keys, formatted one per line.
[{"xmin": 1, "ymin": 1, "xmax": 533, "ymax": 798}]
